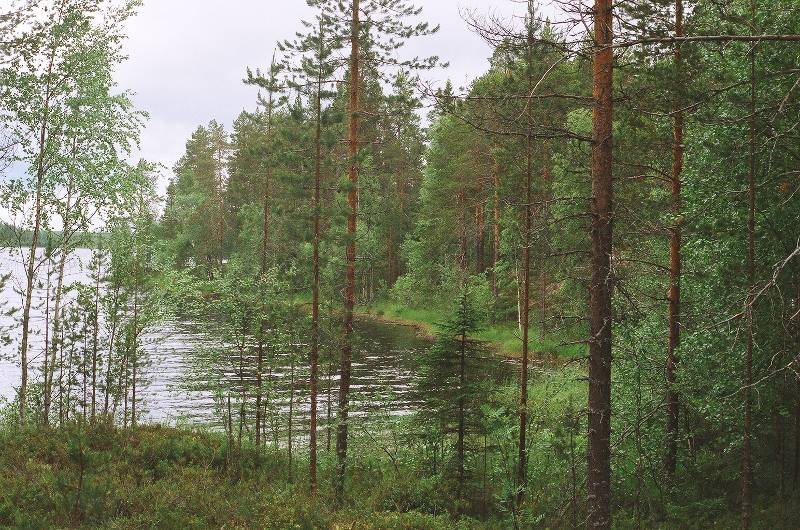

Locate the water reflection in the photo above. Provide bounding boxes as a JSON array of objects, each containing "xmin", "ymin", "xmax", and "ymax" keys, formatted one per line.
[
  {"xmin": 139, "ymin": 317, "xmax": 435, "ymax": 430},
  {"xmin": 0, "ymin": 247, "xmax": 512, "ymax": 435}
]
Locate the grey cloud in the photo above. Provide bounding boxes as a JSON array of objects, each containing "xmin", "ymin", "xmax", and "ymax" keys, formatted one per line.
[{"xmin": 116, "ymin": 1, "xmax": 526, "ymax": 191}]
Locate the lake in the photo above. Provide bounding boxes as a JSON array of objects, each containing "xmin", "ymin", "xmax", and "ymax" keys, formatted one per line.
[{"xmin": 0, "ymin": 247, "xmax": 509, "ymax": 433}]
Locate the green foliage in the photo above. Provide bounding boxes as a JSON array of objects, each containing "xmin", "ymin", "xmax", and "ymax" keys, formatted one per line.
[{"xmin": 0, "ymin": 424, "xmax": 501, "ymax": 529}]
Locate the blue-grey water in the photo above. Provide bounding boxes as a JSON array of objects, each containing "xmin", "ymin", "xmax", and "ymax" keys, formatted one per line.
[{"xmin": 0, "ymin": 247, "xmax": 440, "ymax": 428}]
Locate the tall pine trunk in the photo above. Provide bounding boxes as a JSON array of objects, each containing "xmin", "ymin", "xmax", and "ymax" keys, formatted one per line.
[
  {"xmin": 336, "ymin": 0, "xmax": 360, "ymax": 504},
  {"xmin": 492, "ymin": 158, "xmax": 501, "ymax": 298},
  {"xmin": 475, "ymin": 182, "xmax": 485, "ymax": 274},
  {"xmin": 794, "ymin": 380, "xmax": 799, "ymax": 491},
  {"xmin": 459, "ymin": 191, "xmax": 468, "ymax": 272},
  {"xmin": 588, "ymin": 0, "xmax": 614, "ymax": 526},
  {"xmin": 238, "ymin": 330, "xmax": 246, "ymax": 454},
  {"xmin": 457, "ymin": 327, "xmax": 466, "ymax": 497},
  {"xmin": 517, "ymin": 130, "xmax": 532, "ymax": 505},
  {"xmin": 256, "ymin": 63, "xmax": 276, "ymax": 447},
  {"xmin": 518, "ymin": 8, "xmax": 535, "ymax": 503},
  {"xmin": 665, "ymin": 0, "xmax": 684, "ymax": 478}
]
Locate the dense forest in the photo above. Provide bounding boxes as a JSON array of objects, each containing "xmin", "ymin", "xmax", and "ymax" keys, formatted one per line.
[{"xmin": 1, "ymin": 0, "xmax": 799, "ymax": 528}]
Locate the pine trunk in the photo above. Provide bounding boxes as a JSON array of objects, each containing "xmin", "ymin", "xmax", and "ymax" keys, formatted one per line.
[
  {"xmin": 588, "ymin": 0, "xmax": 614, "ymax": 526},
  {"xmin": 518, "ymin": 131, "xmax": 532, "ymax": 505},
  {"xmin": 492, "ymin": 159, "xmax": 501, "ymax": 298},
  {"xmin": 742, "ymin": 10, "xmax": 757, "ymax": 525},
  {"xmin": 457, "ymin": 328, "xmax": 466, "ymax": 497},
  {"xmin": 475, "ymin": 180, "xmax": 485, "ymax": 274},
  {"xmin": 336, "ymin": 0, "xmax": 360, "ymax": 504},
  {"xmin": 256, "ymin": 68, "xmax": 276, "ymax": 448},
  {"xmin": 665, "ymin": 0, "xmax": 684, "ymax": 479}
]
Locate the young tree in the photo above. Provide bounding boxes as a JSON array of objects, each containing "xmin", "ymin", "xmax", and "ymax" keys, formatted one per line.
[
  {"xmin": 416, "ymin": 285, "xmax": 485, "ymax": 502},
  {"xmin": 104, "ymin": 161, "xmax": 159, "ymax": 428},
  {"xmin": 435, "ymin": 4, "xmax": 581, "ymax": 505},
  {"xmin": 0, "ymin": 0, "xmax": 143, "ymax": 423},
  {"xmin": 280, "ymin": 1, "xmax": 345, "ymax": 494},
  {"xmin": 243, "ymin": 57, "xmax": 282, "ymax": 449}
]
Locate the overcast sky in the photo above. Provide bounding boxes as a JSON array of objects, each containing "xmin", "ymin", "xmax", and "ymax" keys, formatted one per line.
[{"xmin": 115, "ymin": 1, "xmax": 536, "ymax": 189}]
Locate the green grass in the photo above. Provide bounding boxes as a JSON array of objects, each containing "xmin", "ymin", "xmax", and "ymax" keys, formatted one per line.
[{"xmin": 361, "ymin": 300, "xmax": 586, "ymax": 360}]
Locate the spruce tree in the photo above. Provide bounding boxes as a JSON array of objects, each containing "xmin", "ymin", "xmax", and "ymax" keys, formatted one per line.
[{"xmin": 416, "ymin": 285, "xmax": 485, "ymax": 502}]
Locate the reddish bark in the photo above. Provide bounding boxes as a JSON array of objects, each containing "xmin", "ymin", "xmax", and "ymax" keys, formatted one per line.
[
  {"xmin": 794, "ymin": 382, "xmax": 800, "ymax": 490},
  {"xmin": 588, "ymin": 0, "xmax": 614, "ymax": 526},
  {"xmin": 492, "ymin": 158, "xmax": 501, "ymax": 298},
  {"xmin": 387, "ymin": 229, "xmax": 396, "ymax": 285},
  {"xmin": 256, "ymin": 69, "xmax": 276, "ymax": 449},
  {"xmin": 336, "ymin": 0, "xmax": 360, "ymax": 504},
  {"xmin": 476, "ymin": 175, "xmax": 486, "ymax": 274},
  {"xmin": 742, "ymin": 14, "xmax": 757, "ymax": 526},
  {"xmin": 665, "ymin": 0, "xmax": 684, "ymax": 479},
  {"xmin": 458, "ymin": 190, "xmax": 468, "ymax": 272}
]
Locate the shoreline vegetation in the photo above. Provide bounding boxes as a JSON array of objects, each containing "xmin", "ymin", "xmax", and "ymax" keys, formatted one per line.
[
  {"xmin": 0, "ymin": 423, "xmax": 493, "ymax": 529},
  {"xmin": 291, "ymin": 289, "xmax": 584, "ymax": 361},
  {"xmin": 0, "ymin": 224, "xmax": 104, "ymax": 249},
  {"xmin": 356, "ymin": 301, "xmax": 584, "ymax": 362}
]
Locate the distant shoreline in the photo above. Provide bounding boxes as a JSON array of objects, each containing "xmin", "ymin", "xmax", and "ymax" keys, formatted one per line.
[{"xmin": 0, "ymin": 224, "xmax": 107, "ymax": 248}]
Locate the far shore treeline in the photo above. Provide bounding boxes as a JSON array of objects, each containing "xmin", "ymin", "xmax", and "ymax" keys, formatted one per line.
[{"xmin": 0, "ymin": 223, "xmax": 107, "ymax": 248}]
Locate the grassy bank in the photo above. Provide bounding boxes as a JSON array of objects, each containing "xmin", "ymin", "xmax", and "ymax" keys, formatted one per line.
[{"xmin": 358, "ymin": 300, "xmax": 586, "ymax": 361}]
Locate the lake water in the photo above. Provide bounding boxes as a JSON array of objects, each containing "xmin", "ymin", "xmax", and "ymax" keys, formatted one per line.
[{"xmin": 0, "ymin": 247, "xmax": 508, "ymax": 432}]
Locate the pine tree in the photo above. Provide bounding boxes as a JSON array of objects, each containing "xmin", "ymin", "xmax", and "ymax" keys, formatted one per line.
[
  {"xmin": 312, "ymin": 0, "xmax": 440, "ymax": 502},
  {"xmin": 280, "ymin": 1, "xmax": 345, "ymax": 495},
  {"xmin": 243, "ymin": 56, "xmax": 282, "ymax": 448}
]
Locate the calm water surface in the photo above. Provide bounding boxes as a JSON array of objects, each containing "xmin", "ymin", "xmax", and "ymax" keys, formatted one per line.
[{"xmin": 0, "ymin": 247, "xmax": 504, "ymax": 430}]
